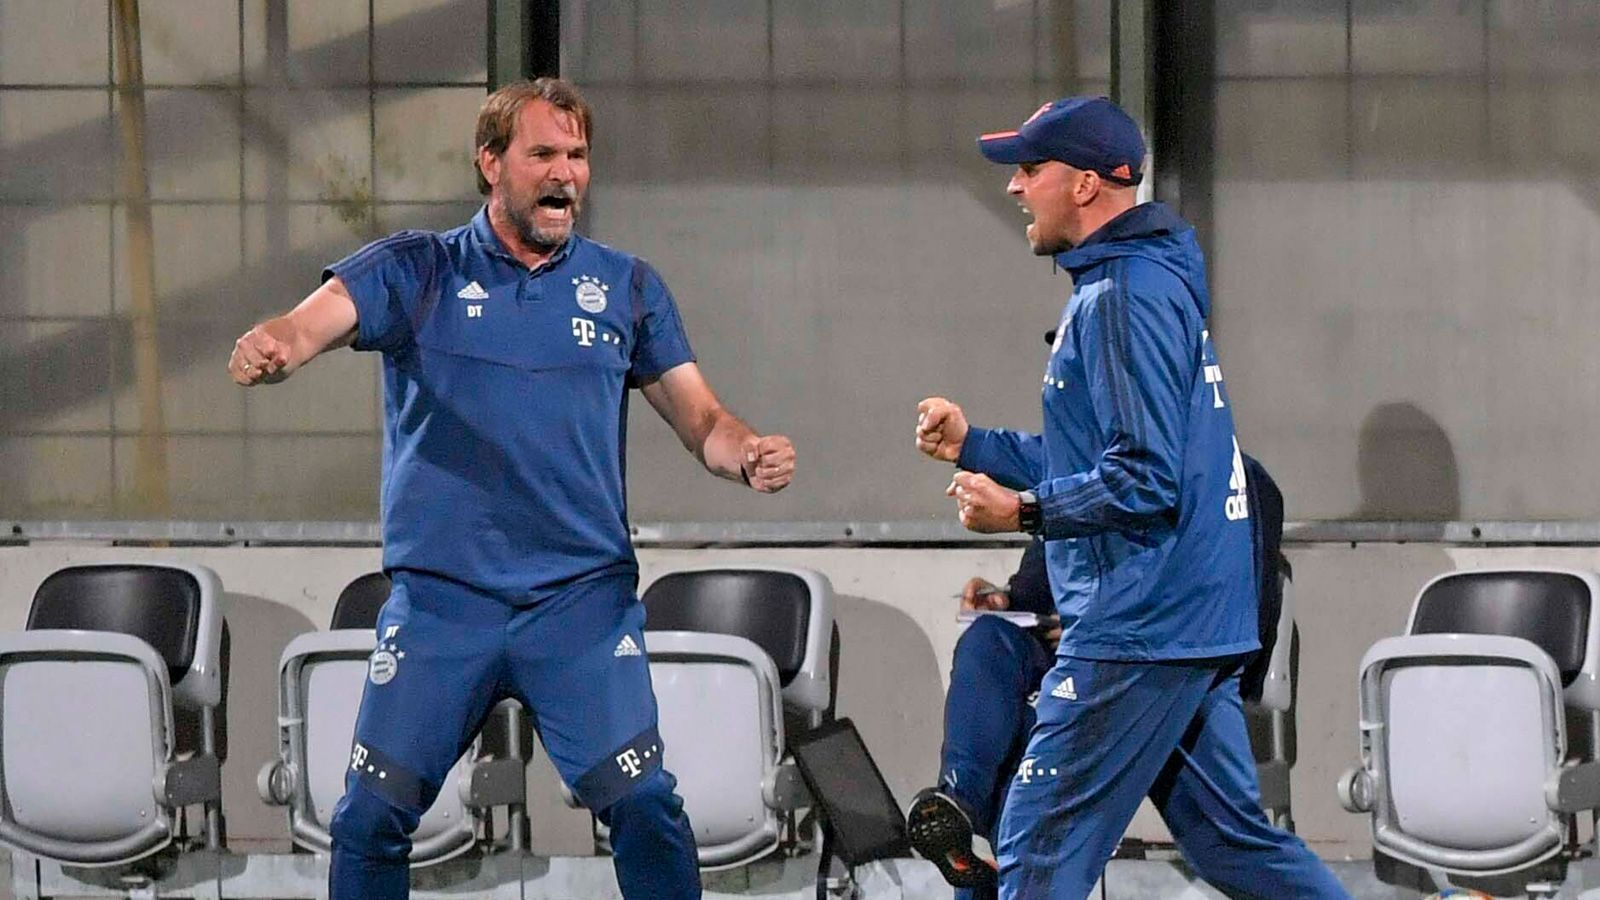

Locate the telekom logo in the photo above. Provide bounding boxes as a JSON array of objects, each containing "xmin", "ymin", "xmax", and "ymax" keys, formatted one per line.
[{"xmin": 616, "ymin": 748, "xmax": 643, "ymax": 778}]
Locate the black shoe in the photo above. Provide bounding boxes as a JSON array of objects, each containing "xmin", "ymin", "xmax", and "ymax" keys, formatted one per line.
[{"xmin": 906, "ymin": 787, "xmax": 997, "ymax": 889}]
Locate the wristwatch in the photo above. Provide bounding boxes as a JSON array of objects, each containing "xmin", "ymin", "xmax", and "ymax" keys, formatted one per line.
[{"xmin": 1017, "ymin": 490, "xmax": 1042, "ymax": 535}]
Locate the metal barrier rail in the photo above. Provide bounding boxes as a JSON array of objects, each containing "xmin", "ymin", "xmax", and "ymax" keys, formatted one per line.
[{"xmin": 6, "ymin": 520, "xmax": 1600, "ymax": 547}]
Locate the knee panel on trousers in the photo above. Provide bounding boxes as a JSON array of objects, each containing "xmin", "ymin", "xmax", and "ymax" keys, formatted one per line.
[
  {"xmin": 598, "ymin": 768, "xmax": 701, "ymax": 900},
  {"xmin": 598, "ymin": 767, "xmax": 684, "ymax": 829},
  {"xmin": 329, "ymin": 780, "xmax": 419, "ymax": 862}
]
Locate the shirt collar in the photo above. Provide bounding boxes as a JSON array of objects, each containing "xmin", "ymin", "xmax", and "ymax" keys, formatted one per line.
[{"xmin": 470, "ymin": 205, "xmax": 577, "ymax": 272}]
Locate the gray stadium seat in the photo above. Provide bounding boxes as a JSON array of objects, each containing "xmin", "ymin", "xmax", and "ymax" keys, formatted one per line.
[
  {"xmin": 0, "ymin": 562, "xmax": 228, "ymax": 866},
  {"xmin": 587, "ymin": 565, "xmax": 837, "ymax": 869},
  {"xmin": 257, "ymin": 572, "xmax": 531, "ymax": 864},
  {"xmin": 1339, "ymin": 567, "xmax": 1600, "ymax": 887},
  {"xmin": 640, "ymin": 630, "xmax": 791, "ymax": 868}
]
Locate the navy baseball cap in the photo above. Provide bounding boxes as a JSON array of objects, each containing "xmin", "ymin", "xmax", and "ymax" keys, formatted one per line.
[{"xmin": 978, "ymin": 96, "xmax": 1145, "ymax": 186}]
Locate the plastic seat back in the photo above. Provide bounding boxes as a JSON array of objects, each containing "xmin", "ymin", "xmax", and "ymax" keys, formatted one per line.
[{"xmin": 644, "ymin": 566, "xmax": 835, "ymax": 717}]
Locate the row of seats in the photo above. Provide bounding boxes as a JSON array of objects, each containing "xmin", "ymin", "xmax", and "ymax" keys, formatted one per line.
[
  {"xmin": 0, "ymin": 562, "xmax": 839, "ymax": 874},
  {"xmin": 20, "ymin": 562, "xmax": 1600, "ymax": 894}
]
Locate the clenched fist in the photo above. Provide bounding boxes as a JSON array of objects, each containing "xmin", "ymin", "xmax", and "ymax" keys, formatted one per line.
[
  {"xmin": 916, "ymin": 397, "xmax": 968, "ymax": 462},
  {"xmin": 741, "ymin": 434, "xmax": 796, "ymax": 493},
  {"xmin": 230, "ymin": 322, "xmax": 294, "ymax": 386},
  {"xmin": 947, "ymin": 471, "xmax": 1021, "ymax": 533}
]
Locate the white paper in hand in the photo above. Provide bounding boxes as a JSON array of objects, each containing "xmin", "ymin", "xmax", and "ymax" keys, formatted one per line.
[{"xmin": 957, "ymin": 609, "xmax": 1048, "ymax": 628}]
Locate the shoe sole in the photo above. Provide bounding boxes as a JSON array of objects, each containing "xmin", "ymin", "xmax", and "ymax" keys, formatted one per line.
[{"xmin": 907, "ymin": 793, "xmax": 997, "ymax": 889}]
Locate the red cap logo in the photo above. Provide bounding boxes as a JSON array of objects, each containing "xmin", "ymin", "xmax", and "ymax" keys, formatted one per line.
[{"xmin": 1022, "ymin": 102, "xmax": 1053, "ymax": 127}]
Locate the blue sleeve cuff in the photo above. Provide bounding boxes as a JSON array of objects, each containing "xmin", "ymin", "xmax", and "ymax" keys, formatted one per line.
[
  {"xmin": 956, "ymin": 426, "xmax": 996, "ymax": 472},
  {"xmin": 630, "ymin": 350, "xmax": 697, "ymax": 384},
  {"xmin": 321, "ymin": 230, "xmax": 437, "ymax": 353},
  {"xmin": 628, "ymin": 261, "xmax": 697, "ymax": 384},
  {"xmin": 322, "ymin": 261, "xmax": 385, "ymax": 351},
  {"xmin": 1033, "ymin": 474, "xmax": 1117, "ymax": 539}
]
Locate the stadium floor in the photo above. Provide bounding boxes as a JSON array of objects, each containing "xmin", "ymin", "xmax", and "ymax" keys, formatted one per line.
[{"xmin": 0, "ymin": 851, "xmax": 1565, "ymax": 899}]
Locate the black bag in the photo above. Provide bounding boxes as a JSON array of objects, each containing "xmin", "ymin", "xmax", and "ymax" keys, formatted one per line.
[{"xmin": 1239, "ymin": 454, "xmax": 1286, "ymax": 703}]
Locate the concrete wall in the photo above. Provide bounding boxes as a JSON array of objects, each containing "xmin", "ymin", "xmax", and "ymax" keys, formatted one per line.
[{"xmin": 4, "ymin": 540, "xmax": 1597, "ymax": 859}]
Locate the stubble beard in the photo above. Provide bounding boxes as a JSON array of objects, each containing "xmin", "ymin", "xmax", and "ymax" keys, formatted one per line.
[
  {"xmin": 1027, "ymin": 213, "xmax": 1076, "ymax": 256},
  {"xmin": 505, "ymin": 194, "xmax": 577, "ymax": 252}
]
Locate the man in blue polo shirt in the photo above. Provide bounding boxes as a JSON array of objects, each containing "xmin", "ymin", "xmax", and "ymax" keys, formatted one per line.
[
  {"xmin": 228, "ymin": 77, "xmax": 795, "ymax": 900},
  {"xmin": 912, "ymin": 97, "xmax": 1345, "ymax": 899}
]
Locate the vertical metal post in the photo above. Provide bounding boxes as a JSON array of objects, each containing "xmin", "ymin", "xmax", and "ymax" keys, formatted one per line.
[
  {"xmin": 111, "ymin": 0, "xmax": 170, "ymax": 517},
  {"xmin": 1112, "ymin": 0, "xmax": 1158, "ymax": 210},
  {"xmin": 489, "ymin": 0, "xmax": 560, "ymax": 89},
  {"xmin": 1110, "ymin": 0, "xmax": 1149, "ymax": 123},
  {"xmin": 488, "ymin": 0, "xmax": 524, "ymax": 89},
  {"xmin": 264, "ymin": 1, "xmax": 289, "ymax": 252},
  {"xmin": 201, "ymin": 705, "xmax": 225, "ymax": 849},
  {"xmin": 506, "ymin": 702, "xmax": 529, "ymax": 852},
  {"xmin": 1591, "ymin": 711, "xmax": 1600, "ymax": 853},
  {"xmin": 1048, "ymin": 0, "xmax": 1079, "ymax": 96},
  {"xmin": 1150, "ymin": 0, "xmax": 1216, "ymax": 252}
]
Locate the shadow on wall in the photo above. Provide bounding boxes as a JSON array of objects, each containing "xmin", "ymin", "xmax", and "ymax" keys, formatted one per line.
[
  {"xmin": 216, "ymin": 592, "xmax": 317, "ymax": 851},
  {"xmin": 832, "ymin": 593, "xmax": 945, "ymax": 807},
  {"xmin": 1353, "ymin": 401, "xmax": 1461, "ymax": 521}
]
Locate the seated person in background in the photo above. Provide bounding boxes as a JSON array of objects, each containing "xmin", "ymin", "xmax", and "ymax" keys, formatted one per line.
[
  {"xmin": 908, "ymin": 539, "xmax": 1056, "ymax": 898},
  {"xmin": 909, "ymin": 455, "xmax": 1288, "ymax": 899}
]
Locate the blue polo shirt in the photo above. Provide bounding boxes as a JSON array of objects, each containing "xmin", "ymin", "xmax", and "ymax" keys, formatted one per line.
[{"xmin": 325, "ymin": 209, "xmax": 695, "ymax": 602}]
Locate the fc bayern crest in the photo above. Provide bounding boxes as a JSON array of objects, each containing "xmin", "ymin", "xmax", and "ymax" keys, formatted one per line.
[
  {"xmin": 573, "ymin": 274, "xmax": 609, "ymax": 313},
  {"xmin": 368, "ymin": 650, "xmax": 398, "ymax": 685}
]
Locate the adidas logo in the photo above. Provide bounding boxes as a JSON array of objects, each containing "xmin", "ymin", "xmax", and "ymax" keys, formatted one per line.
[
  {"xmin": 613, "ymin": 634, "xmax": 641, "ymax": 657},
  {"xmin": 1051, "ymin": 676, "xmax": 1077, "ymax": 700},
  {"xmin": 456, "ymin": 281, "xmax": 488, "ymax": 300}
]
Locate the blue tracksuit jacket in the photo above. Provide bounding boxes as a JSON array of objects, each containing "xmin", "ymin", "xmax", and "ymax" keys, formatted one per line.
[{"xmin": 958, "ymin": 202, "xmax": 1257, "ymax": 661}]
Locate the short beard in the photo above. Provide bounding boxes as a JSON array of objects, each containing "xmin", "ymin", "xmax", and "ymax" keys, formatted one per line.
[
  {"xmin": 1029, "ymin": 232, "xmax": 1071, "ymax": 256},
  {"xmin": 505, "ymin": 198, "xmax": 575, "ymax": 251}
]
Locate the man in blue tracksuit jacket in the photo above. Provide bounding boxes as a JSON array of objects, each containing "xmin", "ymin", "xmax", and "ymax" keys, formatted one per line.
[
  {"xmin": 917, "ymin": 455, "xmax": 1290, "ymax": 900},
  {"xmin": 912, "ymin": 96, "xmax": 1347, "ymax": 899},
  {"xmin": 228, "ymin": 78, "xmax": 796, "ymax": 899}
]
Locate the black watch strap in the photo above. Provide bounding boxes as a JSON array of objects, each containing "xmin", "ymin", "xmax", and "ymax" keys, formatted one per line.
[{"xmin": 1017, "ymin": 490, "xmax": 1042, "ymax": 535}]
